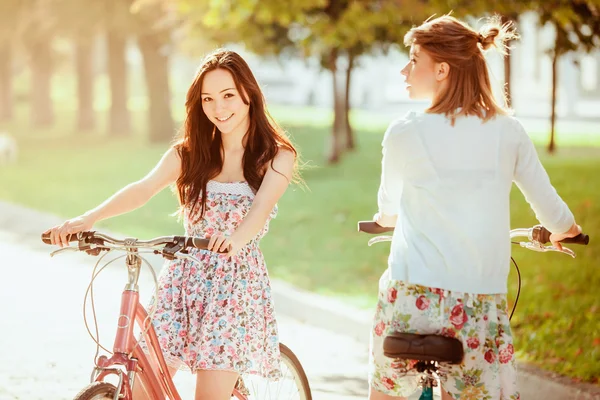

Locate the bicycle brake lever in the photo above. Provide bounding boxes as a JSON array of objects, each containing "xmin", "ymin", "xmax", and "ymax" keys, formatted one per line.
[
  {"xmin": 368, "ymin": 235, "xmax": 393, "ymax": 246},
  {"xmin": 50, "ymin": 247, "xmax": 80, "ymax": 257},
  {"xmin": 519, "ymin": 242, "xmax": 575, "ymax": 258},
  {"xmin": 174, "ymin": 251, "xmax": 202, "ymax": 264}
]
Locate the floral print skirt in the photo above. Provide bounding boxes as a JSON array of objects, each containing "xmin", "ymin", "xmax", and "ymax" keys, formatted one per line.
[
  {"xmin": 140, "ymin": 246, "xmax": 281, "ymax": 380},
  {"xmin": 369, "ymin": 269, "xmax": 520, "ymax": 399}
]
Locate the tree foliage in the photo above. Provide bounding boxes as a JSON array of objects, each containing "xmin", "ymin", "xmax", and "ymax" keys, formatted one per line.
[{"xmin": 164, "ymin": 0, "xmax": 431, "ymax": 162}]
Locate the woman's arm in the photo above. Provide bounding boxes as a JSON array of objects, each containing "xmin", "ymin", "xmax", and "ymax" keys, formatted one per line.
[
  {"xmin": 512, "ymin": 122, "xmax": 575, "ymax": 232},
  {"xmin": 86, "ymin": 147, "xmax": 181, "ymax": 222},
  {"xmin": 208, "ymin": 149, "xmax": 295, "ymax": 254},
  {"xmin": 46, "ymin": 147, "xmax": 181, "ymax": 247},
  {"xmin": 376, "ymin": 125, "xmax": 405, "ymax": 228},
  {"xmin": 511, "ymin": 120, "xmax": 581, "ymax": 249}
]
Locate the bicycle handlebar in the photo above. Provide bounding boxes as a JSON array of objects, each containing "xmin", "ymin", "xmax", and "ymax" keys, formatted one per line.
[
  {"xmin": 532, "ymin": 225, "xmax": 589, "ymax": 245},
  {"xmin": 41, "ymin": 231, "xmax": 228, "ymax": 254},
  {"xmin": 357, "ymin": 221, "xmax": 590, "ymax": 245},
  {"xmin": 357, "ymin": 221, "xmax": 394, "ymax": 235}
]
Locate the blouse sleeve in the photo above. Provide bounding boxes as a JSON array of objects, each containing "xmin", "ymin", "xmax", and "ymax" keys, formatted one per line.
[
  {"xmin": 377, "ymin": 118, "xmax": 410, "ymax": 216},
  {"xmin": 512, "ymin": 118, "xmax": 574, "ymax": 233}
]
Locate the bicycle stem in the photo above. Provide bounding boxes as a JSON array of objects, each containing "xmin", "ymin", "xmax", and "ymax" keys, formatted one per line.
[
  {"xmin": 125, "ymin": 251, "xmax": 142, "ymax": 292},
  {"xmin": 112, "ymin": 250, "xmax": 147, "ymax": 355}
]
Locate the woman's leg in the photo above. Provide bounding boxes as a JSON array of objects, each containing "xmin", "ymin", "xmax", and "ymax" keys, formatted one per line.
[
  {"xmin": 369, "ymin": 386, "xmax": 408, "ymax": 400},
  {"xmin": 132, "ymin": 365, "xmax": 179, "ymax": 399},
  {"xmin": 370, "ymin": 385, "xmax": 454, "ymax": 399},
  {"xmin": 194, "ymin": 370, "xmax": 240, "ymax": 400},
  {"xmin": 441, "ymin": 388, "xmax": 453, "ymax": 400},
  {"xmin": 369, "ymin": 273, "xmax": 424, "ymax": 399}
]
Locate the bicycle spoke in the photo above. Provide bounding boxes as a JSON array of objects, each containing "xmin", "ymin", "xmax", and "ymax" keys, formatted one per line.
[{"xmin": 244, "ymin": 360, "xmax": 304, "ymax": 399}]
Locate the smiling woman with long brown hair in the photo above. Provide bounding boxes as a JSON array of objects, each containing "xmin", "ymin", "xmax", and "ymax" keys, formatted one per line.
[
  {"xmin": 45, "ymin": 49, "xmax": 301, "ymax": 399},
  {"xmin": 176, "ymin": 50, "xmax": 300, "ymax": 223}
]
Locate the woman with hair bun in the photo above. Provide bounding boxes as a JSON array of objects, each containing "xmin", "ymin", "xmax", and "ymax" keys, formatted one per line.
[{"xmin": 368, "ymin": 15, "xmax": 582, "ymax": 400}]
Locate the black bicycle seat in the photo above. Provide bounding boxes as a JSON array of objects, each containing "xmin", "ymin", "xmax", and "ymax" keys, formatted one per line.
[{"xmin": 383, "ymin": 332, "xmax": 464, "ymax": 365}]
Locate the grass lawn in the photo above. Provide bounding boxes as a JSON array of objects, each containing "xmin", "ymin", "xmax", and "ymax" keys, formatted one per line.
[{"xmin": 1, "ymin": 103, "xmax": 599, "ymax": 383}]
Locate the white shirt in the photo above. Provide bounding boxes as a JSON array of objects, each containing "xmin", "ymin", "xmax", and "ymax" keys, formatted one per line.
[{"xmin": 378, "ymin": 111, "xmax": 574, "ymax": 294}]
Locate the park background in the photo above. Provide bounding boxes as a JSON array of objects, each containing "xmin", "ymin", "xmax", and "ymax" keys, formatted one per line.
[{"xmin": 0, "ymin": 0, "xmax": 598, "ymax": 388}]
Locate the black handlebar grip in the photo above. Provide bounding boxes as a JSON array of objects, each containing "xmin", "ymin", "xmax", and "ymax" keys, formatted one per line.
[
  {"xmin": 357, "ymin": 221, "xmax": 395, "ymax": 234},
  {"xmin": 534, "ymin": 226, "xmax": 589, "ymax": 245},
  {"xmin": 41, "ymin": 231, "xmax": 80, "ymax": 245},
  {"xmin": 187, "ymin": 237, "xmax": 230, "ymax": 253}
]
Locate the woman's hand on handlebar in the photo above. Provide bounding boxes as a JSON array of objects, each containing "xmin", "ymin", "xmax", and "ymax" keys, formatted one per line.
[
  {"xmin": 550, "ymin": 223, "xmax": 582, "ymax": 251},
  {"xmin": 44, "ymin": 213, "xmax": 96, "ymax": 248},
  {"xmin": 374, "ymin": 212, "xmax": 397, "ymax": 228},
  {"xmin": 207, "ymin": 233, "xmax": 241, "ymax": 255}
]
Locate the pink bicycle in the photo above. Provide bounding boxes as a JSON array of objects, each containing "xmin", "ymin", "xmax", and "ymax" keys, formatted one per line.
[{"xmin": 42, "ymin": 230, "xmax": 312, "ymax": 400}]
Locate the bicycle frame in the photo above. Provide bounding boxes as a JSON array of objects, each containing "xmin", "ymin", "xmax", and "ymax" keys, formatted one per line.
[
  {"xmin": 43, "ymin": 231, "xmax": 312, "ymax": 400},
  {"xmin": 89, "ymin": 250, "xmax": 246, "ymax": 400}
]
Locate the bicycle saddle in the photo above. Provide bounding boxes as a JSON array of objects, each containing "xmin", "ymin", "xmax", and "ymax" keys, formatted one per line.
[{"xmin": 383, "ymin": 332, "xmax": 464, "ymax": 364}]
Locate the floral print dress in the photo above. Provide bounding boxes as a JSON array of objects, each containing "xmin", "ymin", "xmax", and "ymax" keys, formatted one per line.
[
  {"xmin": 143, "ymin": 180, "xmax": 281, "ymax": 379},
  {"xmin": 369, "ymin": 268, "xmax": 520, "ymax": 399}
]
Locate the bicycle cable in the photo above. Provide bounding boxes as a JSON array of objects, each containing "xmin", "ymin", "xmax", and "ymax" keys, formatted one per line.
[
  {"xmin": 508, "ymin": 255, "xmax": 521, "ymax": 321},
  {"xmin": 82, "ymin": 249, "xmax": 161, "ymax": 366},
  {"xmin": 86, "ymin": 251, "xmax": 116, "ymax": 358}
]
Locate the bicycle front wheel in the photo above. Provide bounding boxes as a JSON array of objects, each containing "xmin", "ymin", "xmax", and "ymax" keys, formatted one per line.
[
  {"xmin": 233, "ymin": 343, "xmax": 312, "ymax": 400},
  {"xmin": 73, "ymin": 382, "xmax": 117, "ymax": 400}
]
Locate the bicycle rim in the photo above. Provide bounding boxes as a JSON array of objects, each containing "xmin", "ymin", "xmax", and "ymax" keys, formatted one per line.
[
  {"xmin": 73, "ymin": 382, "xmax": 117, "ymax": 400},
  {"xmin": 234, "ymin": 343, "xmax": 312, "ymax": 400}
]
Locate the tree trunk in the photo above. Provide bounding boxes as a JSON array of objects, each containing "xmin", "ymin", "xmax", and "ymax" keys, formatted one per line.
[
  {"xmin": 30, "ymin": 36, "xmax": 54, "ymax": 127},
  {"xmin": 344, "ymin": 52, "xmax": 355, "ymax": 150},
  {"xmin": 504, "ymin": 48, "xmax": 512, "ymax": 108},
  {"xmin": 328, "ymin": 48, "xmax": 345, "ymax": 164},
  {"xmin": 137, "ymin": 31, "xmax": 174, "ymax": 142},
  {"xmin": 501, "ymin": 15, "xmax": 513, "ymax": 108},
  {"xmin": 0, "ymin": 42, "xmax": 12, "ymax": 121},
  {"xmin": 596, "ymin": 52, "xmax": 600, "ymax": 95},
  {"xmin": 75, "ymin": 37, "xmax": 95, "ymax": 131},
  {"xmin": 107, "ymin": 30, "xmax": 130, "ymax": 136},
  {"xmin": 548, "ymin": 47, "xmax": 559, "ymax": 154}
]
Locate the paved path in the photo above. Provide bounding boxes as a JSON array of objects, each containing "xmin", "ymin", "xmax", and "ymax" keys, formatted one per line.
[{"xmin": 0, "ymin": 228, "xmax": 435, "ymax": 400}]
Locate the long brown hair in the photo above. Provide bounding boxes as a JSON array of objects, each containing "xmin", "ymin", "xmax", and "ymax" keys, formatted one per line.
[
  {"xmin": 174, "ymin": 49, "xmax": 300, "ymax": 221},
  {"xmin": 404, "ymin": 15, "xmax": 518, "ymax": 123}
]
